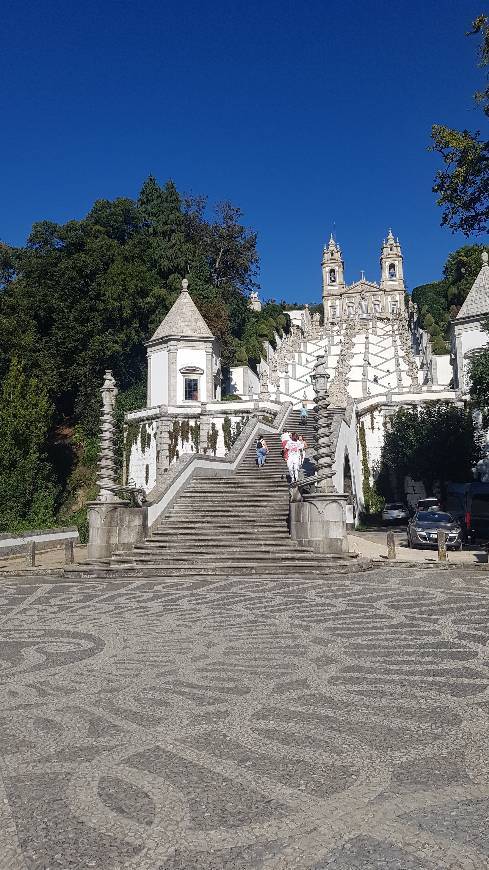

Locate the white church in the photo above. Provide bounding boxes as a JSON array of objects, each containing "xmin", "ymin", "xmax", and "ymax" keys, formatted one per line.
[{"xmin": 124, "ymin": 233, "xmax": 489, "ymax": 519}]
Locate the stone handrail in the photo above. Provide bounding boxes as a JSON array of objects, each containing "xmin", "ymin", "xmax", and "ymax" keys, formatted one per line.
[{"xmin": 144, "ymin": 401, "xmax": 293, "ymax": 528}]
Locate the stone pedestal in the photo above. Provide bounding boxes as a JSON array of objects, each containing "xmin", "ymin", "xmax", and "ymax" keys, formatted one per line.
[
  {"xmin": 87, "ymin": 503, "xmax": 148, "ymax": 561},
  {"xmin": 289, "ymin": 493, "xmax": 349, "ymax": 555}
]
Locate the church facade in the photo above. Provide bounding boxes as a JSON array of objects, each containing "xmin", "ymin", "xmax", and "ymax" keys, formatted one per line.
[
  {"xmin": 322, "ymin": 230, "xmax": 405, "ymax": 323},
  {"xmin": 124, "ymin": 231, "xmax": 488, "ymax": 525}
]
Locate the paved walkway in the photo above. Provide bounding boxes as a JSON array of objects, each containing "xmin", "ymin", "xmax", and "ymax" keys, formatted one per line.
[
  {"xmin": 0, "ymin": 544, "xmax": 88, "ymax": 571},
  {"xmin": 349, "ymin": 533, "xmax": 489, "ymax": 565},
  {"xmin": 1, "ymin": 568, "xmax": 489, "ymax": 868}
]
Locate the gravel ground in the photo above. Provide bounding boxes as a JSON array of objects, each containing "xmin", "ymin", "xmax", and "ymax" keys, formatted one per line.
[{"xmin": 1, "ymin": 567, "xmax": 489, "ymax": 868}]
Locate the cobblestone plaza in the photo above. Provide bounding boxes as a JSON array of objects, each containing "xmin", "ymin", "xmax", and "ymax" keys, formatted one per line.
[{"xmin": 2, "ymin": 567, "xmax": 489, "ymax": 868}]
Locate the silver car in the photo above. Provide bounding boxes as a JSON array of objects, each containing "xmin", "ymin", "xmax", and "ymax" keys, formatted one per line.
[
  {"xmin": 407, "ymin": 511, "xmax": 463, "ymax": 550},
  {"xmin": 382, "ymin": 502, "xmax": 409, "ymax": 523}
]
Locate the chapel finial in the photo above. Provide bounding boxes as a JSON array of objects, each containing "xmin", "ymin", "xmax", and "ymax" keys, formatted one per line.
[{"xmin": 181, "ymin": 278, "xmax": 189, "ymax": 293}]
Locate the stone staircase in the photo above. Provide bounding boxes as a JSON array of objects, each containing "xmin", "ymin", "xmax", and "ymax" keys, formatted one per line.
[{"xmin": 67, "ymin": 416, "xmax": 358, "ymax": 580}]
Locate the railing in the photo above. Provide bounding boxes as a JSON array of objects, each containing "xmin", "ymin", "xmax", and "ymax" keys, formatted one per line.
[{"xmin": 0, "ymin": 527, "xmax": 79, "ymax": 565}]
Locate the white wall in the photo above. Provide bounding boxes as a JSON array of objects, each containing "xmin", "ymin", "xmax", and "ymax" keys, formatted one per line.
[
  {"xmin": 229, "ymin": 366, "xmax": 260, "ymax": 398},
  {"xmin": 334, "ymin": 412, "xmax": 364, "ymax": 519},
  {"xmin": 127, "ymin": 420, "xmax": 158, "ymax": 493},
  {"xmin": 149, "ymin": 348, "xmax": 168, "ymax": 406},
  {"xmin": 460, "ymin": 325, "xmax": 489, "ymax": 390},
  {"xmin": 433, "ymin": 354, "xmax": 452, "ymax": 387},
  {"xmin": 361, "ymin": 407, "xmax": 387, "ymax": 476}
]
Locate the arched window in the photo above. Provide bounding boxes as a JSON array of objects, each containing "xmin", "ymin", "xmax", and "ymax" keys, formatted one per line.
[
  {"xmin": 329, "ymin": 268, "xmax": 336, "ymax": 283},
  {"xmin": 388, "ymin": 262, "xmax": 396, "ymax": 279}
]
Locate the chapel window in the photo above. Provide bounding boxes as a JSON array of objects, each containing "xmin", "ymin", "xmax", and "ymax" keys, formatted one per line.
[
  {"xmin": 329, "ymin": 268, "xmax": 336, "ymax": 283},
  {"xmin": 388, "ymin": 263, "xmax": 396, "ymax": 279},
  {"xmin": 184, "ymin": 377, "xmax": 199, "ymax": 401}
]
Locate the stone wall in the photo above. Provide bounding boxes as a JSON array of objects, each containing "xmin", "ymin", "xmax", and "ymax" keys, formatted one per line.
[{"xmin": 125, "ymin": 403, "xmax": 280, "ymax": 494}]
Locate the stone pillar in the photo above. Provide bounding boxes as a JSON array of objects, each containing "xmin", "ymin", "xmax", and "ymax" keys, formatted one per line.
[
  {"xmin": 313, "ymin": 355, "xmax": 335, "ymax": 494},
  {"xmin": 437, "ymin": 530, "xmax": 447, "ymax": 562},
  {"xmin": 88, "ymin": 371, "xmax": 147, "ymax": 561},
  {"xmin": 259, "ymin": 369, "xmax": 271, "ymax": 401},
  {"xmin": 386, "ymin": 530, "xmax": 396, "ymax": 560},
  {"xmin": 205, "ymin": 348, "xmax": 213, "ymax": 401},
  {"xmin": 65, "ymin": 540, "xmax": 75, "ymax": 564},
  {"xmin": 199, "ymin": 402, "xmax": 211, "ymax": 454},
  {"xmin": 289, "ymin": 353, "xmax": 348, "ymax": 554},
  {"xmin": 147, "ymin": 352, "xmax": 152, "ymax": 406},
  {"xmin": 156, "ymin": 415, "xmax": 171, "ymax": 480},
  {"xmin": 289, "ymin": 493, "xmax": 349, "ymax": 554},
  {"xmin": 95, "ymin": 371, "xmax": 121, "ymax": 504},
  {"xmin": 26, "ymin": 540, "xmax": 36, "ymax": 567},
  {"xmin": 168, "ymin": 341, "xmax": 178, "ymax": 405}
]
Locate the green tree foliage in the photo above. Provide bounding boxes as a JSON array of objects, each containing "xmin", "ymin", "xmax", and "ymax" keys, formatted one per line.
[
  {"xmin": 411, "ymin": 244, "xmax": 487, "ymax": 352},
  {"xmin": 431, "ymin": 15, "xmax": 489, "ymax": 235},
  {"xmin": 0, "ymin": 178, "xmax": 269, "ymax": 432},
  {"xmin": 468, "ymin": 348, "xmax": 489, "ymax": 418},
  {"xmin": 376, "ymin": 404, "xmax": 478, "ymax": 500},
  {"xmin": 0, "ymin": 359, "xmax": 58, "ymax": 530},
  {"xmin": 0, "ymin": 177, "xmax": 290, "ymax": 532}
]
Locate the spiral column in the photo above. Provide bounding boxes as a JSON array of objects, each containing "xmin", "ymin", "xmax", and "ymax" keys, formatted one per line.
[
  {"xmin": 312, "ymin": 354, "xmax": 336, "ymax": 493},
  {"xmin": 96, "ymin": 370, "xmax": 120, "ymax": 503}
]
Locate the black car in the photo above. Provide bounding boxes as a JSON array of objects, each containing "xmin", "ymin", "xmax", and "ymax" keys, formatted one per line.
[{"xmin": 407, "ymin": 511, "xmax": 463, "ymax": 550}]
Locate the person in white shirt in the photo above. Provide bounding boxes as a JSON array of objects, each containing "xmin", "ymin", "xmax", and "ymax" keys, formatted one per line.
[
  {"xmin": 286, "ymin": 433, "xmax": 301, "ymax": 483},
  {"xmin": 297, "ymin": 434, "xmax": 307, "ymax": 466},
  {"xmin": 281, "ymin": 431, "xmax": 291, "ymax": 462}
]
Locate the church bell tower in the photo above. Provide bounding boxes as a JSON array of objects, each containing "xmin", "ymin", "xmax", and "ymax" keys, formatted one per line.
[
  {"xmin": 380, "ymin": 230, "xmax": 405, "ymax": 292},
  {"xmin": 322, "ymin": 235, "xmax": 345, "ymax": 322}
]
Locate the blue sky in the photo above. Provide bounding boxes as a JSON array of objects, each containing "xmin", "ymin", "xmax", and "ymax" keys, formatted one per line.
[{"xmin": 1, "ymin": 0, "xmax": 486, "ymax": 302}]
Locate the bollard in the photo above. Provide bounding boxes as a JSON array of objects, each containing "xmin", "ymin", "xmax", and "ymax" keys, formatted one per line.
[
  {"xmin": 64, "ymin": 539, "xmax": 75, "ymax": 564},
  {"xmin": 437, "ymin": 529, "xmax": 447, "ymax": 562},
  {"xmin": 386, "ymin": 530, "xmax": 396, "ymax": 560},
  {"xmin": 26, "ymin": 540, "xmax": 36, "ymax": 567}
]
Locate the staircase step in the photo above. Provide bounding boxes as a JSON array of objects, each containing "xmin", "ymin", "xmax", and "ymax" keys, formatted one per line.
[{"xmin": 76, "ymin": 412, "xmax": 350, "ymax": 581}]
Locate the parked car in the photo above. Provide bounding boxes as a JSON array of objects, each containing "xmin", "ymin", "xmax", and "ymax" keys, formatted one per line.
[
  {"xmin": 446, "ymin": 482, "xmax": 489, "ymax": 543},
  {"xmin": 407, "ymin": 510, "xmax": 463, "ymax": 550},
  {"xmin": 382, "ymin": 502, "xmax": 409, "ymax": 523},
  {"xmin": 416, "ymin": 497, "xmax": 440, "ymax": 512}
]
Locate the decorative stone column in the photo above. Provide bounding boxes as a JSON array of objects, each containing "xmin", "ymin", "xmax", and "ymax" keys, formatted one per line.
[
  {"xmin": 88, "ymin": 371, "xmax": 147, "ymax": 562},
  {"xmin": 258, "ymin": 368, "xmax": 271, "ymax": 401},
  {"xmin": 289, "ymin": 353, "xmax": 349, "ymax": 554},
  {"xmin": 96, "ymin": 371, "xmax": 122, "ymax": 503}
]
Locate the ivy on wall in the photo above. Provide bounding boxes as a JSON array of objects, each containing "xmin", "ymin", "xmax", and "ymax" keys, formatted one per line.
[
  {"xmin": 358, "ymin": 421, "xmax": 384, "ymax": 515},
  {"xmin": 190, "ymin": 421, "xmax": 200, "ymax": 452},
  {"xmin": 168, "ymin": 420, "xmax": 181, "ymax": 463},
  {"xmin": 222, "ymin": 417, "xmax": 232, "ymax": 450},
  {"xmin": 207, "ymin": 422, "xmax": 219, "ymax": 455},
  {"xmin": 125, "ymin": 421, "xmax": 141, "ymax": 481}
]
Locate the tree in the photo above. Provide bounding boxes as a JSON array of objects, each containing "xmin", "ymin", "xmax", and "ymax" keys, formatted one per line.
[
  {"xmin": 411, "ymin": 244, "xmax": 486, "ymax": 351},
  {"xmin": 376, "ymin": 404, "xmax": 478, "ymax": 500},
  {"xmin": 0, "ymin": 176, "xmax": 278, "ymax": 532},
  {"xmin": 431, "ymin": 16, "xmax": 489, "ymax": 235},
  {"xmin": 0, "ymin": 359, "xmax": 58, "ymax": 530},
  {"xmin": 469, "ymin": 348, "xmax": 489, "ymax": 417}
]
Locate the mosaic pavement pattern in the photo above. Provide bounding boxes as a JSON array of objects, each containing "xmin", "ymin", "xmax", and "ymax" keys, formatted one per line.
[{"xmin": 2, "ymin": 568, "xmax": 489, "ymax": 868}]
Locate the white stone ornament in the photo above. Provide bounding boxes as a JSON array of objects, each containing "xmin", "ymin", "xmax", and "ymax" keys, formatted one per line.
[{"xmin": 96, "ymin": 370, "xmax": 122, "ymax": 503}]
